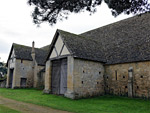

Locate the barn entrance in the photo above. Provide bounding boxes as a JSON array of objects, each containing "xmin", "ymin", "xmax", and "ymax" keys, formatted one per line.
[
  {"xmin": 9, "ymin": 69, "xmax": 14, "ymax": 88},
  {"xmin": 51, "ymin": 58, "xmax": 67, "ymax": 95}
]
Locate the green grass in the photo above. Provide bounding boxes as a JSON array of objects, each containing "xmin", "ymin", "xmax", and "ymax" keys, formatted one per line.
[
  {"xmin": 0, "ymin": 104, "xmax": 20, "ymax": 113},
  {"xmin": 0, "ymin": 88, "xmax": 150, "ymax": 113}
]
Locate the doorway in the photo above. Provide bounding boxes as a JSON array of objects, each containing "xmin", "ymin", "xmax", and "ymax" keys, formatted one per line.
[
  {"xmin": 20, "ymin": 78, "xmax": 27, "ymax": 88},
  {"xmin": 51, "ymin": 58, "xmax": 67, "ymax": 95},
  {"xmin": 9, "ymin": 69, "xmax": 14, "ymax": 88}
]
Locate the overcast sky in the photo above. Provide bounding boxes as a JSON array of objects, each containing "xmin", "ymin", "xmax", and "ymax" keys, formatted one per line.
[{"xmin": 0, "ymin": 0, "xmax": 132, "ymax": 62}]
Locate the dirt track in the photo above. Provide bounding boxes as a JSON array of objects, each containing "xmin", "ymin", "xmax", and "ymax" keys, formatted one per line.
[{"xmin": 0, "ymin": 96, "xmax": 71, "ymax": 113}]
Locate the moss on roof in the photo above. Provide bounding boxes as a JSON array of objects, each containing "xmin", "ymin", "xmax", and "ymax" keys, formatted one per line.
[
  {"xmin": 49, "ymin": 13, "xmax": 150, "ymax": 64},
  {"xmin": 8, "ymin": 43, "xmax": 49, "ymax": 66},
  {"xmin": 40, "ymin": 45, "xmax": 50, "ymax": 51},
  {"xmin": 57, "ymin": 29, "xmax": 106, "ymax": 62},
  {"xmin": 80, "ymin": 13, "xmax": 150, "ymax": 64}
]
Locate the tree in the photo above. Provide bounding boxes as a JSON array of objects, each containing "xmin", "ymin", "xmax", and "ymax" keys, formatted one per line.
[
  {"xmin": 28, "ymin": 0, "xmax": 150, "ymax": 25},
  {"xmin": 0, "ymin": 62, "xmax": 7, "ymax": 78}
]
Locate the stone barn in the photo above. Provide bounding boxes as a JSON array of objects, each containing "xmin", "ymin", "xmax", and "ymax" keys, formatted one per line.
[
  {"xmin": 44, "ymin": 29, "xmax": 105, "ymax": 99},
  {"xmin": 6, "ymin": 42, "xmax": 49, "ymax": 89},
  {"xmin": 44, "ymin": 13, "xmax": 150, "ymax": 99}
]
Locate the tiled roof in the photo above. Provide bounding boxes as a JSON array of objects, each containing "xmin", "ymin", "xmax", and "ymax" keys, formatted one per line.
[
  {"xmin": 58, "ymin": 30, "xmax": 106, "ymax": 62},
  {"xmin": 7, "ymin": 43, "xmax": 49, "ymax": 66},
  {"xmin": 52, "ymin": 13, "xmax": 150, "ymax": 64},
  {"xmin": 80, "ymin": 13, "xmax": 150, "ymax": 64}
]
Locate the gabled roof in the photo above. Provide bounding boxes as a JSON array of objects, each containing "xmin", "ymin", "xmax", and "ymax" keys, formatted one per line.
[
  {"xmin": 58, "ymin": 30, "xmax": 106, "ymax": 62},
  {"xmin": 46, "ymin": 29, "xmax": 106, "ymax": 62},
  {"xmin": 40, "ymin": 44, "xmax": 50, "ymax": 51},
  {"xmin": 7, "ymin": 43, "xmax": 49, "ymax": 66},
  {"xmin": 47, "ymin": 13, "xmax": 150, "ymax": 64},
  {"xmin": 81, "ymin": 13, "xmax": 150, "ymax": 64}
]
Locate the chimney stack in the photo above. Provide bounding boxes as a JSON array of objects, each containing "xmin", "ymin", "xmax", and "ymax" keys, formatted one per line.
[
  {"xmin": 32, "ymin": 41, "xmax": 35, "ymax": 53},
  {"xmin": 31, "ymin": 41, "xmax": 35, "ymax": 65}
]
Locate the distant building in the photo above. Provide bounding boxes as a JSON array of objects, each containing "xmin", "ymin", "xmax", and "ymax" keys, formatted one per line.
[{"xmin": 6, "ymin": 42, "xmax": 49, "ymax": 89}]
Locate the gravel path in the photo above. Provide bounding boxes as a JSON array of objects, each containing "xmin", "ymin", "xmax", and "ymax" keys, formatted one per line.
[{"xmin": 0, "ymin": 96, "xmax": 71, "ymax": 113}]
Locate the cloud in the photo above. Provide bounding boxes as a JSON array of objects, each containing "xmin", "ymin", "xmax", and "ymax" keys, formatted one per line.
[
  {"xmin": 0, "ymin": 39, "xmax": 10, "ymax": 54},
  {"xmin": 0, "ymin": 53, "xmax": 9, "ymax": 62},
  {"xmin": 3, "ymin": 31, "xmax": 22, "ymax": 37}
]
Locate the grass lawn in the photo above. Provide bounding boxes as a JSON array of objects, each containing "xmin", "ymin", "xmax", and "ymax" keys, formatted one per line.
[
  {"xmin": 0, "ymin": 88, "xmax": 150, "ymax": 113},
  {"xmin": 0, "ymin": 104, "xmax": 20, "ymax": 113}
]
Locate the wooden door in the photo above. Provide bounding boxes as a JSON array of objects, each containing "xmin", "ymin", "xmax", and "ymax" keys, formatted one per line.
[
  {"xmin": 60, "ymin": 59, "xmax": 67, "ymax": 94},
  {"xmin": 51, "ymin": 58, "xmax": 67, "ymax": 95},
  {"xmin": 51, "ymin": 60, "xmax": 61, "ymax": 94},
  {"xmin": 9, "ymin": 69, "xmax": 14, "ymax": 88}
]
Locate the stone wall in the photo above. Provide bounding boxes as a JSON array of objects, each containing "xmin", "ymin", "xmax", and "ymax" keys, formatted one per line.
[
  {"xmin": 65, "ymin": 57, "xmax": 105, "ymax": 99},
  {"xmin": 12, "ymin": 59, "xmax": 34, "ymax": 88},
  {"xmin": 38, "ymin": 71, "xmax": 45, "ymax": 89},
  {"xmin": 7, "ymin": 58, "xmax": 45, "ymax": 89},
  {"xmin": 43, "ymin": 60, "xmax": 52, "ymax": 93},
  {"xmin": 73, "ymin": 58, "xmax": 105, "ymax": 98},
  {"xmin": 33, "ymin": 63, "xmax": 45, "ymax": 89},
  {"xmin": 105, "ymin": 61, "xmax": 150, "ymax": 98}
]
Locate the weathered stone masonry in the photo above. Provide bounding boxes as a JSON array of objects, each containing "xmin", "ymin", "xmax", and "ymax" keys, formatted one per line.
[
  {"xmin": 6, "ymin": 43, "xmax": 49, "ymax": 89},
  {"xmin": 7, "ymin": 59, "xmax": 34, "ymax": 88},
  {"xmin": 105, "ymin": 61, "xmax": 150, "ymax": 98},
  {"xmin": 69, "ymin": 58, "xmax": 104, "ymax": 99},
  {"xmin": 43, "ymin": 60, "xmax": 52, "ymax": 93},
  {"xmin": 45, "ymin": 57, "xmax": 150, "ymax": 99},
  {"xmin": 45, "ymin": 56, "xmax": 105, "ymax": 99}
]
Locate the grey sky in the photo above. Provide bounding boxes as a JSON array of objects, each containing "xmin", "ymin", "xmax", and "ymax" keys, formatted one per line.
[{"xmin": 0, "ymin": 0, "xmax": 132, "ymax": 62}]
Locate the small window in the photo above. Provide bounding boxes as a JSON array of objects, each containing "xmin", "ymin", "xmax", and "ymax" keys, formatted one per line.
[
  {"xmin": 107, "ymin": 76, "xmax": 109, "ymax": 79},
  {"xmin": 21, "ymin": 59, "xmax": 23, "ymax": 63},
  {"xmin": 83, "ymin": 70, "xmax": 85, "ymax": 73},
  {"xmin": 125, "ymin": 86, "xmax": 128, "ymax": 88},
  {"xmin": 115, "ymin": 70, "xmax": 117, "ymax": 80},
  {"xmin": 137, "ymin": 86, "xmax": 139, "ymax": 89},
  {"xmin": 99, "ymin": 72, "xmax": 101, "ymax": 74},
  {"xmin": 97, "ymin": 82, "xmax": 99, "ymax": 84},
  {"xmin": 81, "ymin": 81, "xmax": 83, "ymax": 84},
  {"xmin": 123, "ymin": 76, "xmax": 125, "ymax": 78},
  {"xmin": 141, "ymin": 76, "xmax": 143, "ymax": 78}
]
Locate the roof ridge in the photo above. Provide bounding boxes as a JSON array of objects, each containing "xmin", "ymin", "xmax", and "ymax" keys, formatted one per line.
[
  {"xmin": 80, "ymin": 13, "xmax": 150, "ymax": 35},
  {"xmin": 13, "ymin": 43, "xmax": 48, "ymax": 51},
  {"xmin": 57, "ymin": 29, "xmax": 100, "ymax": 44}
]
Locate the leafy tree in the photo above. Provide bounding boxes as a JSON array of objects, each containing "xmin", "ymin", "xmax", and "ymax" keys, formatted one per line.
[
  {"xmin": 0, "ymin": 62, "xmax": 7, "ymax": 78},
  {"xmin": 28, "ymin": 0, "xmax": 150, "ymax": 25}
]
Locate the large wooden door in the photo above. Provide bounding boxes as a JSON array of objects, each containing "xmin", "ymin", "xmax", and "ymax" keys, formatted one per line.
[
  {"xmin": 51, "ymin": 60, "xmax": 61, "ymax": 94},
  {"xmin": 60, "ymin": 59, "xmax": 67, "ymax": 94},
  {"xmin": 51, "ymin": 58, "xmax": 67, "ymax": 95},
  {"xmin": 9, "ymin": 69, "xmax": 14, "ymax": 88}
]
